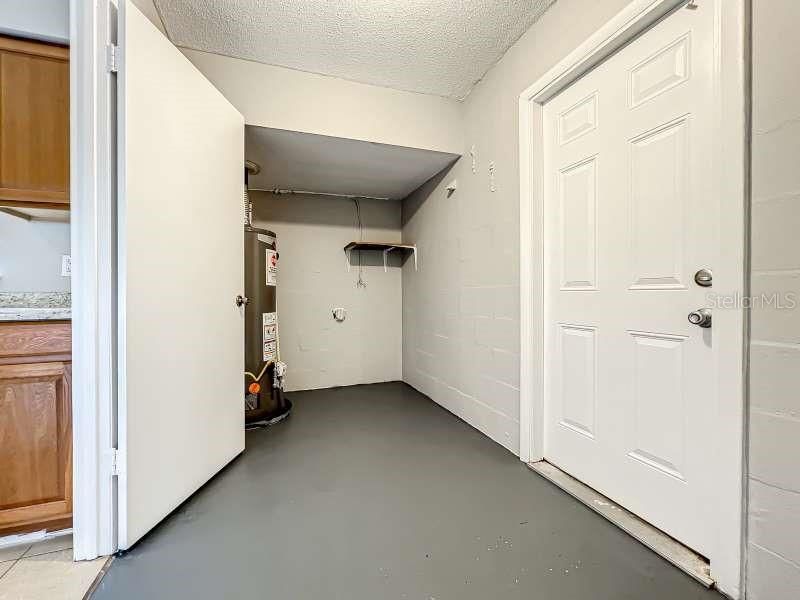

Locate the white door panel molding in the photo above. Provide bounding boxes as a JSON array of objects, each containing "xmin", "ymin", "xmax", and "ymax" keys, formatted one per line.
[{"xmin": 519, "ymin": 1, "xmax": 747, "ymax": 596}]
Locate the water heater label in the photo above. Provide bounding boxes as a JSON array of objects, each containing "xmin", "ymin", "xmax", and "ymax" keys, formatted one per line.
[
  {"xmin": 266, "ymin": 249, "xmax": 278, "ymax": 286},
  {"xmin": 262, "ymin": 312, "xmax": 278, "ymax": 362}
]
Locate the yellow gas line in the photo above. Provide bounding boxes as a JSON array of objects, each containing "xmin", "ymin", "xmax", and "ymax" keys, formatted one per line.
[{"xmin": 245, "ymin": 360, "xmax": 273, "ymax": 383}]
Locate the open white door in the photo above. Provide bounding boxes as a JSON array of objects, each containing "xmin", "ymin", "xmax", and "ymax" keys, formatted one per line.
[{"xmin": 117, "ymin": 0, "xmax": 245, "ymax": 549}]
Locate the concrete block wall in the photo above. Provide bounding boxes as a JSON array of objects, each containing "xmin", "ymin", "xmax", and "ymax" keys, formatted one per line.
[
  {"xmin": 747, "ymin": 1, "xmax": 800, "ymax": 597},
  {"xmin": 401, "ymin": 0, "xmax": 630, "ymax": 454},
  {"xmin": 252, "ymin": 192, "xmax": 402, "ymax": 392},
  {"xmin": 402, "ymin": 166, "xmax": 522, "ymax": 453}
]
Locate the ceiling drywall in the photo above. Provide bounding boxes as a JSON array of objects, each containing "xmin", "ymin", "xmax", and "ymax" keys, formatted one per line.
[
  {"xmin": 131, "ymin": 0, "xmax": 168, "ymax": 36},
  {"xmin": 246, "ymin": 127, "xmax": 458, "ymax": 200},
  {"xmin": 150, "ymin": 0, "xmax": 557, "ymax": 100}
]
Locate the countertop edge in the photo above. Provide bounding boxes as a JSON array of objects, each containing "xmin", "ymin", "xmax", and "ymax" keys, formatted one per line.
[{"xmin": 0, "ymin": 309, "xmax": 73, "ymax": 322}]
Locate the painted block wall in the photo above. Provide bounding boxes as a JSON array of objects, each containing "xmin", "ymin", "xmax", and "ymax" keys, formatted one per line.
[
  {"xmin": 251, "ymin": 192, "xmax": 402, "ymax": 391},
  {"xmin": 747, "ymin": 1, "xmax": 800, "ymax": 597},
  {"xmin": 0, "ymin": 212, "xmax": 70, "ymax": 293},
  {"xmin": 401, "ymin": 0, "xmax": 629, "ymax": 454}
]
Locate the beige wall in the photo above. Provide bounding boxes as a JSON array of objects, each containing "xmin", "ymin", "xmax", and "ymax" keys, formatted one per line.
[
  {"xmin": 0, "ymin": 212, "xmax": 70, "ymax": 293},
  {"xmin": 401, "ymin": 0, "xmax": 629, "ymax": 453},
  {"xmin": 747, "ymin": 1, "xmax": 800, "ymax": 597},
  {"xmin": 251, "ymin": 192, "xmax": 402, "ymax": 391},
  {"xmin": 182, "ymin": 49, "xmax": 463, "ymax": 155}
]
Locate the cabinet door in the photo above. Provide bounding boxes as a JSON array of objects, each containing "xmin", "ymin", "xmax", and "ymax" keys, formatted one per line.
[
  {"xmin": 0, "ymin": 36, "xmax": 69, "ymax": 207},
  {"xmin": 0, "ymin": 362, "xmax": 72, "ymax": 534}
]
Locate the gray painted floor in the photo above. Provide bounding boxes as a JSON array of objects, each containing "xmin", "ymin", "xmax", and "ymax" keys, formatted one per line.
[{"xmin": 92, "ymin": 382, "xmax": 724, "ymax": 599}]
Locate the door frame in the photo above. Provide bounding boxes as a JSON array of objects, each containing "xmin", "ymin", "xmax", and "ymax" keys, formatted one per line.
[
  {"xmin": 70, "ymin": 0, "xmax": 119, "ymax": 560},
  {"xmin": 518, "ymin": 0, "xmax": 748, "ymax": 597}
]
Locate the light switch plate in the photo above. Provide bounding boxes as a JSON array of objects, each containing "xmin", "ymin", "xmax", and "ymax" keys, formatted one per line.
[{"xmin": 61, "ymin": 255, "xmax": 72, "ymax": 277}]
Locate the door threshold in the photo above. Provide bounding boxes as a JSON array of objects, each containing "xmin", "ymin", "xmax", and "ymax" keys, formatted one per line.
[{"xmin": 527, "ymin": 460, "xmax": 714, "ymax": 588}]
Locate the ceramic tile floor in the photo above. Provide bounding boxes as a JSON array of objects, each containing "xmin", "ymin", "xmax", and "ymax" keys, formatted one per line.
[{"xmin": 0, "ymin": 535, "xmax": 107, "ymax": 600}]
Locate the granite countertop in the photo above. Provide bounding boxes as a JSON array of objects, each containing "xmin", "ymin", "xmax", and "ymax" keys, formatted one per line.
[{"xmin": 0, "ymin": 292, "xmax": 72, "ymax": 322}]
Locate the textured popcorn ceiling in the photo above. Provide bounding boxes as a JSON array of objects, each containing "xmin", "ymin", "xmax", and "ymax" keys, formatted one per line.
[{"xmin": 153, "ymin": 0, "xmax": 557, "ymax": 100}]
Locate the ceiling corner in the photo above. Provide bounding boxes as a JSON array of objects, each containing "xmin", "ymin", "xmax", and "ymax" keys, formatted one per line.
[{"xmin": 131, "ymin": 0, "xmax": 169, "ymax": 38}]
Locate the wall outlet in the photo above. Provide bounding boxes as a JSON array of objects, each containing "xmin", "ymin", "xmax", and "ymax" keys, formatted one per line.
[{"xmin": 61, "ymin": 255, "xmax": 72, "ymax": 277}]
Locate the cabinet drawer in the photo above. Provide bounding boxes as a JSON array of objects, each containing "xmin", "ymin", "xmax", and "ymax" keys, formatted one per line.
[{"xmin": 0, "ymin": 322, "xmax": 71, "ymax": 360}]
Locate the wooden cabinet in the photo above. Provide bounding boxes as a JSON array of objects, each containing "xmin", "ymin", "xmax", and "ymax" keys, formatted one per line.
[
  {"xmin": 0, "ymin": 322, "xmax": 72, "ymax": 535},
  {"xmin": 0, "ymin": 36, "xmax": 69, "ymax": 208}
]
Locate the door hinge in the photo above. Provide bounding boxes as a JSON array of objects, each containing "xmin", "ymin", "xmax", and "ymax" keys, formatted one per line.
[
  {"xmin": 106, "ymin": 44, "xmax": 120, "ymax": 73},
  {"xmin": 109, "ymin": 448, "xmax": 124, "ymax": 477}
]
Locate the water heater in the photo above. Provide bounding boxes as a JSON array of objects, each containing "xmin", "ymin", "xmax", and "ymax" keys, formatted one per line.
[{"xmin": 243, "ymin": 165, "xmax": 291, "ymax": 425}]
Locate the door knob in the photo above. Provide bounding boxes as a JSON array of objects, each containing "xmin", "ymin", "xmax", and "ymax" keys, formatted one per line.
[
  {"xmin": 688, "ymin": 308, "xmax": 712, "ymax": 328},
  {"xmin": 235, "ymin": 295, "xmax": 249, "ymax": 307}
]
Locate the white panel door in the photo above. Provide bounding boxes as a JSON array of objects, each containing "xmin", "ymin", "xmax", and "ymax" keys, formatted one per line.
[
  {"xmin": 117, "ymin": 0, "xmax": 245, "ymax": 549},
  {"xmin": 543, "ymin": 6, "xmax": 716, "ymax": 554}
]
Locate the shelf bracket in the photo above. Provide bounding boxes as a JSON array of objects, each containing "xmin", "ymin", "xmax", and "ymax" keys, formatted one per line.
[
  {"xmin": 382, "ymin": 247, "xmax": 395, "ymax": 272},
  {"xmin": 342, "ymin": 243, "xmax": 417, "ymax": 272}
]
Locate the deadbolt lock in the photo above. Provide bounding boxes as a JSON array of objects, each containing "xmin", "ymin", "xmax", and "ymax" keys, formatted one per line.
[{"xmin": 694, "ymin": 268, "xmax": 713, "ymax": 287}]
